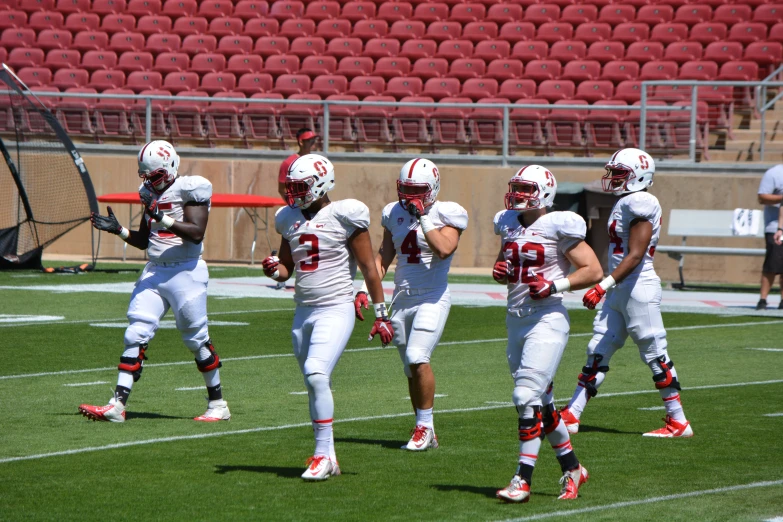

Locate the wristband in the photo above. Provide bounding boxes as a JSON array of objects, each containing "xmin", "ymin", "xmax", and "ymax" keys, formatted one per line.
[
  {"xmin": 359, "ymin": 281, "xmax": 368, "ymax": 294},
  {"xmin": 552, "ymin": 278, "xmax": 570, "ymax": 293},
  {"xmin": 159, "ymin": 215, "xmax": 175, "ymax": 229},
  {"xmin": 373, "ymin": 302, "xmax": 388, "ymax": 319},
  {"xmin": 119, "ymin": 227, "xmax": 130, "ymax": 240},
  {"xmin": 599, "ymin": 275, "xmax": 616, "ymax": 292},
  {"xmin": 419, "ymin": 214, "xmax": 436, "ymax": 234}
]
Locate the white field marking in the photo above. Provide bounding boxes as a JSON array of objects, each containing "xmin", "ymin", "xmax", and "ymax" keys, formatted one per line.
[
  {"xmin": 403, "ymin": 394, "xmax": 448, "ymax": 400},
  {"xmin": 2, "ymin": 318, "xmax": 782, "ymax": 381},
  {"xmin": 90, "ymin": 320, "xmax": 249, "ymax": 329},
  {"xmin": 747, "ymin": 348, "xmax": 783, "ymax": 352},
  {"xmin": 174, "ymin": 386, "xmax": 204, "ymax": 391},
  {"xmin": 289, "ymin": 391, "xmax": 308, "ymax": 395},
  {"xmin": 638, "ymin": 406, "xmax": 666, "ymax": 411},
  {"xmin": 0, "ymin": 314, "xmax": 64, "ymax": 323},
  {"xmin": 764, "ymin": 517, "xmax": 783, "ymax": 521},
  {"xmin": 2, "ymin": 379, "xmax": 783, "ymax": 465},
  {"xmin": 499, "ymin": 479, "xmax": 783, "ymax": 522},
  {"xmin": 62, "ymin": 381, "xmax": 109, "ymax": 387},
  {"xmin": 763, "ymin": 413, "xmax": 783, "ymax": 417}
]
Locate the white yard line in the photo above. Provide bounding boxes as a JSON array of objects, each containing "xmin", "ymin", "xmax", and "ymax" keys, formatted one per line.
[
  {"xmin": 500, "ymin": 479, "xmax": 783, "ymax": 522},
  {"xmin": 174, "ymin": 386, "xmax": 204, "ymax": 391},
  {"xmin": 2, "ymin": 379, "xmax": 782, "ymax": 465},
  {"xmin": 763, "ymin": 413, "xmax": 783, "ymax": 417},
  {"xmin": 2, "ymin": 319, "xmax": 782, "ymax": 381},
  {"xmin": 62, "ymin": 381, "xmax": 109, "ymax": 387},
  {"xmin": 747, "ymin": 348, "xmax": 783, "ymax": 352}
]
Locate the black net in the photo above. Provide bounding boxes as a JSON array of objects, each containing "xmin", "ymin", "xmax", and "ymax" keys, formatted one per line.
[{"xmin": 0, "ymin": 67, "xmax": 98, "ymax": 269}]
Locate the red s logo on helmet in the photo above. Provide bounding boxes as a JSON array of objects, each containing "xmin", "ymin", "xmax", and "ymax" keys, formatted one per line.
[
  {"xmin": 432, "ymin": 167, "xmax": 439, "ymax": 180},
  {"xmin": 157, "ymin": 148, "xmax": 170, "ymax": 161},
  {"xmin": 544, "ymin": 170, "xmax": 555, "ymax": 187},
  {"xmin": 313, "ymin": 161, "xmax": 327, "ymax": 177},
  {"xmin": 639, "ymin": 155, "xmax": 649, "ymax": 169}
]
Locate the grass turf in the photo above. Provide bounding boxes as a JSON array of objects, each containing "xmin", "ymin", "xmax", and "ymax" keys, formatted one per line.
[{"xmin": 1, "ymin": 278, "xmax": 782, "ymax": 521}]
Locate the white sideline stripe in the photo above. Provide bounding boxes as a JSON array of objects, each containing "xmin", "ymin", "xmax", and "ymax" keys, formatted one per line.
[
  {"xmin": 763, "ymin": 413, "xmax": 783, "ymax": 417},
  {"xmin": 62, "ymin": 381, "xmax": 109, "ymax": 387},
  {"xmin": 174, "ymin": 386, "xmax": 203, "ymax": 391},
  {"xmin": 2, "ymin": 379, "xmax": 783, "ymax": 465},
  {"xmin": 637, "ymin": 406, "xmax": 666, "ymax": 411},
  {"xmin": 500, "ymin": 479, "xmax": 783, "ymax": 522},
  {"xmin": 289, "ymin": 391, "xmax": 308, "ymax": 395},
  {"xmin": 765, "ymin": 517, "xmax": 783, "ymax": 521},
  {"xmin": 748, "ymin": 348, "xmax": 783, "ymax": 352},
  {"xmin": 1, "ymin": 318, "xmax": 781, "ymax": 381}
]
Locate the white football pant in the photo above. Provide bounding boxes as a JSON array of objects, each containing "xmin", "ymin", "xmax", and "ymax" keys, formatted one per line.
[{"xmin": 391, "ymin": 288, "xmax": 451, "ymax": 378}]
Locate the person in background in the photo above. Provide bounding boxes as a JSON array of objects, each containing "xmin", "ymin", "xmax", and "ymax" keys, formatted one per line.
[
  {"xmin": 757, "ymin": 164, "xmax": 783, "ymax": 310},
  {"xmin": 278, "ymin": 128, "xmax": 317, "ymax": 199}
]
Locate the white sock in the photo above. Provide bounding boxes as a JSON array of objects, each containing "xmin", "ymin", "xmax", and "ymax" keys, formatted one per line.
[
  {"xmin": 201, "ymin": 368, "xmax": 220, "ymax": 388},
  {"xmin": 567, "ymin": 386, "xmax": 589, "ymax": 418},
  {"xmin": 313, "ymin": 419, "xmax": 333, "ymax": 458},
  {"xmin": 661, "ymin": 390, "xmax": 686, "ymax": 422},
  {"xmin": 546, "ymin": 420, "xmax": 573, "ymax": 456},
  {"xmin": 519, "ymin": 437, "xmax": 541, "ymax": 468},
  {"xmin": 117, "ymin": 371, "xmax": 134, "ymax": 390},
  {"xmin": 416, "ymin": 407, "xmax": 434, "ymax": 429}
]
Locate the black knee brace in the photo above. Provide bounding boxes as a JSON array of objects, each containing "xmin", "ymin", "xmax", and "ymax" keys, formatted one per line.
[
  {"xmin": 579, "ymin": 354, "xmax": 609, "ymax": 398},
  {"xmin": 542, "ymin": 403, "xmax": 561, "ymax": 435},
  {"xmin": 118, "ymin": 343, "xmax": 148, "ymax": 382},
  {"xmin": 195, "ymin": 340, "xmax": 222, "ymax": 373},
  {"xmin": 652, "ymin": 356, "xmax": 681, "ymax": 390},
  {"xmin": 518, "ymin": 406, "xmax": 543, "ymax": 441}
]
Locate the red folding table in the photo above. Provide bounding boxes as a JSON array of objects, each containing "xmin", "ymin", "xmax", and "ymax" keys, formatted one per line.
[{"xmin": 96, "ymin": 193, "xmax": 286, "ymax": 264}]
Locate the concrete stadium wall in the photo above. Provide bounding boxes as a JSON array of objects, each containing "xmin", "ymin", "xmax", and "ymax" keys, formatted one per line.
[{"xmin": 50, "ymin": 153, "xmax": 770, "ymax": 285}]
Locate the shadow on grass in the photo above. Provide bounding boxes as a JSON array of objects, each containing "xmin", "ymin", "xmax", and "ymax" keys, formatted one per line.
[
  {"xmin": 126, "ymin": 411, "xmax": 191, "ymax": 420},
  {"xmin": 432, "ymin": 484, "xmax": 559, "ymax": 499},
  {"xmin": 337, "ymin": 437, "xmax": 404, "ymax": 450},
  {"xmin": 214, "ymin": 464, "xmax": 358, "ymax": 478},
  {"xmin": 577, "ymin": 424, "xmax": 640, "ymax": 435}
]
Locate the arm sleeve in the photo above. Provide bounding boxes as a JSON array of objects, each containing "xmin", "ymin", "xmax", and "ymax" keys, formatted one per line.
[
  {"xmin": 554, "ymin": 212, "xmax": 587, "ymax": 254},
  {"xmin": 381, "ymin": 202, "xmax": 396, "ymax": 230},
  {"xmin": 437, "ymin": 202, "xmax": 469, "ymax": 231},
  {"xmin": 493, "ymin": 210, "xmax": 506, "ymax": 236},
  {"xmin": 758, "ymin": 170, "xmax": 774, "ymax": 195},
  {"xmin": 336, "ymin": 199, "xmax": 371, "ymax": 237},
  {"xmin": 181, "ymin": 176, "xmax": 213, "ymax": 203}
]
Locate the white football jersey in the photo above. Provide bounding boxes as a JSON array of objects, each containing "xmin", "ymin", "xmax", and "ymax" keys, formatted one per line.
[
  {"xmin": 276, "ymin": 199, "xmax": 370, "ymax": 306},
  {"xmin": 494, "ymin": 210, "xmax": 586, "ymax": 310},
  {"xmin": 381, "ymin": 200, "xmax": 469, "ymax": 290},
  {"xmin": 140, "ymin": 176, "xmax": 212, "ymax": 263},
  {"xmin": 607, "ymin": 191, "xmax": 661, "ymax": 276}
]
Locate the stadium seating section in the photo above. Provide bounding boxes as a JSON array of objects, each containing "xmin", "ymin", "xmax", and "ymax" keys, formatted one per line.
[{"xmin": 0, "ymin": 0, "xmax": 781, "ymax": 155}]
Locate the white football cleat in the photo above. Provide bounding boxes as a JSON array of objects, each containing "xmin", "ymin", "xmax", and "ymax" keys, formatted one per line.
[
  {"xmin": 194, "ymin": 399, "xmax": 231, "ymax": 422},
  {"xmin": 642, "ymin": 416, "xmax": 693, "ymax": 438},
  {"xmin": 560, "ymin": 407, "xmax": 580, "ymax": 434},
  {"xmin": 79, "ymin": 397, "xmax": 126, "ymax": 423},
  {"xmin": 558, "ymin": 465, "xmax": 589, "ymax": 500},
  {"xmin": 301, "ymin": 456, "xmax": 337, "ymax": 481},
  {"xmin": 403, "ymin": 425, "xmax": 439, "ymax": 451},
  {"xmin": 496, "ymin": 476, "xmax": 531, "ymax": 503}
]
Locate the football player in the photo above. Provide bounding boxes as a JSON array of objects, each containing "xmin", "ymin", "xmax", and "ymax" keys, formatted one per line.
[
  {"xmin": 80, "ymin": 140, "xmax": 229, "ymax": 423},
  {"xmin": 356, "ymin": 158, "xmax": 468, "ymax": 451},
  {"xmin": 560, "ymin": 148, "xmax": 693, "ymax": 438},
  {"xmin": 493, "ymin": 165, "xmax": 603, "ymax": 503},
  {"xmin": 262, "ymin": 153, "xmax": 392, "ymax": 481}
]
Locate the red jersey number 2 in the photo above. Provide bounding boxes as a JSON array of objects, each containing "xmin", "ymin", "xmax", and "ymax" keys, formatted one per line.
[
  {"xmin": 299, "ymin": 233, "xmax": 319, "ymax": 271},
  {"xmin": 503, "ymin": 241, "xmax": 545, "ymax": 283}
]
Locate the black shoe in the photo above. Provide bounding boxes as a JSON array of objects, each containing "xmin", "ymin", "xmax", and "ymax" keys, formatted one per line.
[{"xmin": 756, "ymin": 299, "xmax": 767, "ymax": 310}]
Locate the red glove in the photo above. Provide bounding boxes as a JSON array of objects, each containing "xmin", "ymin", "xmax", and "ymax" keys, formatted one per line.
[
  {"xmin": 262, "ymin": 255, "xmax": 279, "ymax": 279},
  {"xmin": 528, "ymin": 273, "xmax": 554, "ymax": 300},
  {"xmin": 369, "ymin": 317, "xmax": 394, "ymax": 345},
  {"xmin": 354, "ymin": 291, "xmax": 369, "ymax": 321},
  {"xmin": 406, "ymin": 198, "xmax": 425, "ymax": 219},
  {"xmin": 583, "ymin": 284, "xmax": 606, "ymax": 310},
  {"xmin": 493, "ymin": 260, "xmax": 510, "ymax": 283}
]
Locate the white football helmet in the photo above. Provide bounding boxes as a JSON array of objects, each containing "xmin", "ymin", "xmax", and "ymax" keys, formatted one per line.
[
  {"xmin": 398, "ymin": 158, "xmax": 440, "ymax": 209},
  {"xmin": 138, "ymin": 140, "xmax": 179, "ymax": 193},
  {"xmin": 505, "ymin": 165, "xmax": 557, "ymax": 211},
  {"xmin": 286, "ymin": 153, "xmax": 335, "ymax": 209},
  {"xmin": 603, "ymin": 148, "xmax": 655, "ymax": 195}
]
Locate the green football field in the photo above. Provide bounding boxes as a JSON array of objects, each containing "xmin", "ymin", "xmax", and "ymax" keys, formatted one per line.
[{"xmin": 1, "ymin": 266, "xmax": 782, "ymax": 521}]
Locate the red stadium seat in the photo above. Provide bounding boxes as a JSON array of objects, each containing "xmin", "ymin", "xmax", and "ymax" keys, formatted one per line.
[
  {"xmin": 422, "ymin": 77, "xmax": 460, "ymax": 100},
  {"xmin": 412, "ymin": 57, "xmax": 449, "ymax": 80},
  {"xmin": 752, "ymin": 4, "xmax": 783, "ymax": 26},
  {"xmin": 65, "ymin": 12, "xmax": 100, "ymax": 32},
  {"xmin": 537, "ymin": 79, "xmax": 575, "ymax": 102},
  {"xmin": 623, "ymin": 100, "xmax": 667, "ymax": 151},
  {"xmin": 388, "ymin": 20, "xmax": 425, "ymax": 41},
  {"xmin": 745, "ymin": 41, "xmax": 783, "ymax": 71},
  {"xmin": 235, "ymin": 1, "xmax": 270, "ymax": 22},
  {"xmin": 636, "ymin": 5, "xmax": 673, "ymax": 25},
  {"xmin": 20, "ymin": 0, "xmax": 54, "ymax": 12},
  {"xmin": 136, "ymin": 15, "xmax": 171, "ymax": 36},
  {"xmin": 73, "ymin": 31, "xmax": 110, "ymax": 53},
  {"xmin": 117, "ymin": 51, "xmax": 154, "ymax": 74},
  {"xmin": 347, "ymin": 75, "xmax": 385, "ymax": 98},
  {"xmin": 2, "ymin": 28, "xmax": 36, "ymax": 49},
  {"xmin": 770, "ymin": 22, "xmax": 783, "ymax": 43},
  {"xmin": 336, "ymin": 56, "xmax": 373, "ymax": 79},
  {"xmin": 450, "ymin": 3, "xmax": 486, "ymax": 24},
  {"xmin": 727, "ymin": 22, "xmax": 767, "ymax": 44},
  {"xmin": 373, "ymin": 56, "xmax": 411, "ymax": 80},
  {"xmin": 650, "ymin": 82, "xmax": 690, "ymax": 102},
  {"xmin": 447, "ymin": 58, "xmax": 485, "ymax": 81},
  {"xmin": 664, "ymin": 41, "xmax": 703, "ymax": 64},
  {"xmin": 639, "ymin": 60, "xmax": 678, "ymax": 80},
  {"xmin": 574, "ymin": 79, "xmax": 614, "ymax": 103},
  {"xmin": 352, "ymin": 20, "xmax": 388, "ymax": 41},
  {"xmin": 102, "ymin": 14, "xmax": 138, "ymax": 34},
  {"xmin": 236, "ymin": 72, "xmax": 273, "ymax": 95},
  {"xmin": 354, "ymin": 95, "xmax": 395, "ymax": 144},
  {"xmin": 362, "ymin": 37, "xmax": 399, "ymax": 59},
  {"xmin": 499, "ymin": 21, "xmax": 536, "ymax": 44},
  {"xmin": 51, "ymin": 67, "xmax": 89, "ymax": 89},
  {"xmin": 613, "ymin": 22, "xmax": 650, "ymax": 44},
  {"xmin": 625, "ymin": 41, "xmax": 664, "ymax": 63},
  {"xmin": 172, "ymin": 16, "xmax": 208, "ymax": 37},
  {"xmin": 712, "ymin": 4, "xmax": 750, "ymax": 25},
  {"xmin": 573, "ymin": 22, "xmax": 611, "ymax": 44},
  {"xmin": 218, "ymin": 35, "xmax": 253, "ymax": 56},
  {"xmin": 244, "ymin": 18, "xmax": 279, "ymax": 38},
  {"xmin": 56, "ymin": 0, "xmax": 90, "ymax": 15},
  {"xmin": 602, "ymin": 60, "xmax": 640, "ymax": 82},
  {"xmin": 88, "ymin": 69, "xmax": 126, "ymax": 90},
  {"xmin": 81, "ymin": 50, "xmax": 118, "ymax": 72},
  {"xmin": 289, "ymin": 36, "xmax": 326, "ymax": 58},
  {"xmin": 305, "ymin": 0, "xmax": 339, "ymax": 22},
  {"xmin": 523, "ymin": 59, "xmax": 561, "ymax": 82},
  {"xmin": 314, "ymin": 17, "xmax": 349, "ymax": 39},
  {"xmin": 198, "ymin": 71, "xmax": 235, "ymax": 95},
  {"xmin": 342, "ymin": 1, "xmax": 376, "ymax": 23},
  {"xmin": 474, "ymin": 40, "xmax": 510, "ymax": 62},
  {"xmin": 93, "ymin": 0, "xmax": 127, "ymax": 16},
  {"xmin": 462, "ymin": 22, "xmax": 498, "ymax": 43},
  {"xmin": 168, "ymin": 90, "xmax": 209, "ymax": 140},
  {"xmin": 613, "ymin": 80, "xmax": 643, "ymax": 103},
  {"xmin": 487, "ymin": 3, "xmax": 522, "ymax": 24},
  {"xmin": 524, "ymin": 4, "xmax": 561, "ymax": 24},
  {"xmin": 126, "ymin": 70, "xmax": 162, "ymax": 93},
  {"xmin": 0, "ymin": 10, "xmax": 26, "ymax": 31},
  {"xmin": 697, "ymin": 83, "xmax": 733, "ymax": 130},
  {"xmin": 511, "ymin": 40, "xmax": 548, "ymax": 62},
  {"xmin": 43, "ymin": 49, "xmax": 81, "ymax": 71},
  {"xmin": 561, "ymin": 4, "xmax": 597, "ymax": 24},
  {"xmin": 651, "ymin": 22, "xmax": 688, "ymax": 44},
  {"xmin": 38, "ymin": 29, "xmax": 73, "ymax": 51},
  {"xmin": 584, "ymin": 100, "xmax": 627, "ymax": 151},
  {"xmin": 205, "ymin": 91, "xmax": 246, "ymax": 140},
  {"xmin": 425, "ymin": 21, "xmax": 462, "ymax": 43},
  {"xmin": 383, "ymin": 76, "xmax": 423, "ymax": 99},
  {"xmin": 253, "ymin": 35, "xmax": 287, "ymax": 57},
  {"xmin": 673, "ymin": 4, "xmax": 713, "ymax": 26},
  {"xmin": 509, "ymin": 97, "xmax": 547, "ymax": 149},
  {"xmin": 144, "ymin": 33, "xmax": 181, "ymax": 54},
  {"xmin": 414, "ymin": 2, "xmax": 449, "ymax": 23},
  {"xmin": 299, "ymin": 54, "xmax": 336, "ymax": 78},
  {"xmin": 436, "ymin": 39, "xmax": 473, "ymax": 60},
  {"xmin": 547, "ymin": 99, "xmax": 588, "ymax": 149},
  {"xmin": 269, "ymin": 0, "xmax": 304, "ymax": 21},
  {"xmin": 561, "ymin": 59, "xmax": 601, "ymax": 82},
  {"xmin": 190, "ymin": 52, "xmax": 226, "ymax": 74},
  {"xmin": 279, "ymin": 18, "xmax": 315, "ymax": 39},
  {"xmin": 664, "ymin": 100, "xmax": 709, "ymax": 157},
  {"xmin": 392, "ymin": 95, "xmax": 433, "ymax": 145},
  {"xmin": 110, "ymin": 32, "xmax": 146, "ymax": 55},
  {"xmin": 467, "ymin": 97, "xmax": 510, "ymax": 146},
  {"xmin": 163, "ymin": 0, "xmax": 197, "ymax": 18},
  {"xmin": 241, "ymin": 92, "xmax": 282, "ymax": 141},
  {"xmin": 487, "ymin": 58, "xmax": 523, "ymax": 81},
  {"xmin": 401, "ymin": 39, "xmax": 437, "ymax": 60},
  {"xmin": 536, "ymin": 22, "xmax": 573, "ymax": 44},
  {"xmin": 499, "ymin": 78, "xmax": 535, "ymax": 99},
  {"xmin": 678, "ymin": 59, "xmax": 718, "ymax": 80},
  {"xmin": 689, "ymin": 22, "xmax": 727, "ymax": 45},
  {"xmin": 718, "ymin": 60, "xmax": 759, "ymax": 80},
  {"xmin": 29, "ymin": 10, "xmax": 64, "ymax": 31},
  {"xmin": 153, "ymin": 51, "xmax": 189, "ymax": 74},
  {"xmin": 94, "ymin": 87, "xmax": 133, "ymax": 137},
  {"xmin": 198, "ymin": 0, "xmax": 234, "ymax": 20},
  {"xmin": 703, "ymin": 41, "xmax": 742, "ymax": 65},
  {"xmin": 261, "ymin": 53, "xmax": 298, "ymax": 75},
  {"xmin": 378, "ymin": 2, "xmax": 413, "ymax": 23},
  {"xmin": 7, "ymin": 47, "xmax": 45, "ymax": 70},
  {"xmin": 326, "ymin": 37, "xmax": 363, "ymax": 59},
  {"xmin": 127, "ymin": 0, "xmax": 161, "ymax": 17},
  {"xmin": 430, "ymin": 96, "xmax": 470, "ymax": 147},
  {"xmin": 598, "ymin": 4, "xmax": 636, "ymax": 25},
  {"xmin": 309, "ymin": 74, "xmax": 348, "ymax": 97},
  {"xmin": 210, "ymin": 17, "xmax": 244, "ymax": 38},
  {"xmin": 587, "ymin": 41, "xmax": 625, "ymax": 64},
  {"xmin": 549, "ymin": 40, "xmax": 586, "ymax": 63}
]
